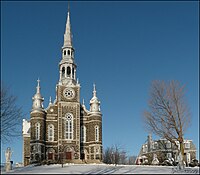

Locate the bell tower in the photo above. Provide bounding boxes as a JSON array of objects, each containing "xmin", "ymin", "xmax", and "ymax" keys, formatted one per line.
[
  {"xmin": 59, "ymin": 6, "xmax": 77, "ymax": 86},
  {"xmin": 56, "ymin": 5, "xmax": 81, "ymax": 161}
]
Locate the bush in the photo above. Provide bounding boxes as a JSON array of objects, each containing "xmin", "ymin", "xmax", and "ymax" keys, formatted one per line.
[{"xmin": 189, "ymin": 159, "xmax": 198, "ymax": 167}]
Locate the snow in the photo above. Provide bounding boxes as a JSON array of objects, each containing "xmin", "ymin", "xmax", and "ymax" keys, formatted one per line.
[
  {"xmin": 22, "ymin": 119, "xmax": 30, "ymax": 135},
  {"xmin": 1, "ymin": 164, "xmax": 199, "ymax": 174}
]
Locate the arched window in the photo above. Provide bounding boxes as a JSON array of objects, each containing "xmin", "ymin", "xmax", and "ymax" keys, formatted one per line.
[
  {"xmin": 48, "ymin": 124, "xmax": 54, "ymax": 141},
  {"xmin": 71, "ymin": 51, "xmax": 74, "ymax": 57},
  {"xmin": 64, "ymin": 50, "xmax": 66, "ymax": 56},
  {"xmin": 81, "ymin": 125, "xmax": 86, "ymax": 143},
  {"xmin": 35, "ymin": 122, "xmax": 40, "ymax": 140},
  {"xmin": 95, "ymin": 125, "xmax": 99, "ymax": 142},
  {"xmin": 68, "ymin": 50, "xmax": 70, "ymax": 55},
  {"xmin": 62, "ymin": 67, "xmax": 65, "ymax": 78},
  {"xmin": 65, "ymin": 113, "xmax": 73, "ymax": 140},
  {"xmin": 72, "ymin": 67, "xmax": 75, "ymax": 79},
  {"xmin": 67, "ymin": 66, "xmax": 71, "ymax": 77}
]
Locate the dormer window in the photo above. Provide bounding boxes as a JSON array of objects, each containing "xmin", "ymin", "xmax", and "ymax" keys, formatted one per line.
[{"xmin": 185, "ymin": 142, "xmax": 190, "ymax": 149}]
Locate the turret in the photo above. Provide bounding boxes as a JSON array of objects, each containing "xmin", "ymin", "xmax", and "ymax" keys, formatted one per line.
[
  {"xmin": 30, "ymin": 79, "xmax": 46, "ymax": 164},
  {"xmin": 31, "ymin": 79, "xmax": 45, "ymax": 112},
  {"xmin": 90, "ymin": 84, "xmax": 101, "ymax": 113}
]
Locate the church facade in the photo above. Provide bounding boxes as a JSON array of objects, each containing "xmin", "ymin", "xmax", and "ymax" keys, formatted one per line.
[{"xmin": 22, "ymin": 8, "xmax": 103, "ymax": 166}]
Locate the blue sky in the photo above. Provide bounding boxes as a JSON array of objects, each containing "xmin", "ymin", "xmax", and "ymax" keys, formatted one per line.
[{"xmin": 1, "ymin": 1, "xmax": 199, "ymax": 163}]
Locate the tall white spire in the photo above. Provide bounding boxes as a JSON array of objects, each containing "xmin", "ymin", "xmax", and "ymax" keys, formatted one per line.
[
  {"xmin": 63, "ymin": 3, "xmax": 72, "ymax": 48},
  {"xmin": 59, "ymin": 3, "xmax": 77, "ymax": 86}
]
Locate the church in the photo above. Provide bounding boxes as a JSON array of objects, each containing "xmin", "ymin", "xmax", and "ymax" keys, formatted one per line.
[{"xmin": 22, "ymin": 7, "xmax": 103, "ymax": 166}]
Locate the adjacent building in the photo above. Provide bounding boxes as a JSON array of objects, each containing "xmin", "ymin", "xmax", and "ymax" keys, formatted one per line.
[
  {"xmin": 22, "ymin": 7, "xmax": 103, "ymax": 166},
  {"xmin": 136, "ymin": 135, "xmax": 196, "ymax": 165}
]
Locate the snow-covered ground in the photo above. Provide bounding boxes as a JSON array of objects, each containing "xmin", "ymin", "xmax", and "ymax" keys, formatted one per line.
[{"xmin": 1, "ymin": 164, "xmax": 199, "ymax": 174}]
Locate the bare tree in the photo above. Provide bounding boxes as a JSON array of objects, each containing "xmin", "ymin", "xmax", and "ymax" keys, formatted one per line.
[
  {"xmin": 103, "ymin": 144, "xmax": 128, "ymax": 165},
  {"xmin": 128, "ymin": 156, "xmax": 136, "ymax": 165},
  {"xmin": 1, "ymin": 85, "xmax": 24, "ymax": 143},
  {"xmin": 103, "ymin": 147, "xmax": 113, "ymax": 164},
  {"xmin": 143, "ymin": 80, "xmax": 191, "ymax": 167}
]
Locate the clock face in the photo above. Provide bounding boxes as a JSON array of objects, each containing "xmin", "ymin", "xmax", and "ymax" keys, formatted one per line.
[{"xmin": 63, "ymin": 88, "xmax": 75, "ymax": 99}]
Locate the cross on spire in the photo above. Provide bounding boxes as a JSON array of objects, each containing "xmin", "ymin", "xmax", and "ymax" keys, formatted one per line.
[
  {"xmin": 36, "ymin": 78, "xmax": 41, "ymax": 94},
  {"xmin": 37, "ymin": 78, "xmax": 40, "ymax": 86},
  {"xmin": 93, "ymin": 83, "xmax": 97, "ymax": 97},
  {"xmin": 68, "ymin": 1, "xmax": 70, "ymax": 14}
]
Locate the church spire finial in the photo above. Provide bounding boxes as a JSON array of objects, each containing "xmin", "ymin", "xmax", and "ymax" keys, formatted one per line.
[
  {"xmin": 68, "ymin": 1, "xmax": 70, "ymax": 14},
  {"xmin": 93, "ymin": 83, "xmax": 97, "ymax": 97},
  {"xmin": 36, "ymin": 78, "xmax": 40, "ymax": 94}
]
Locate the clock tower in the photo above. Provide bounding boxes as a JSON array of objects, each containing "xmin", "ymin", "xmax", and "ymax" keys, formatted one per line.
[{"xmin": 56, "ymin": 8, "xmax": 81, "ymax": 160}]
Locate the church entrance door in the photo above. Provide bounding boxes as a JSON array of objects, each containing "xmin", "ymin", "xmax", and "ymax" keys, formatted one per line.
[
  {"xmin": 80, "ymin": 153, "xmax": 85, "ymax": 160},
  {"xmin": 48, "ymin": 152, "xmax": 53, "ymax": 160},
  {"xmin": 66, "ymin": 152, "xmax": 72, "ymax": 160}
]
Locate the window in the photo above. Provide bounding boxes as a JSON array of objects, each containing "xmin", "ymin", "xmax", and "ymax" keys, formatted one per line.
[
  {"xmin": 35, "ymin": 122, "xmax": 40, "ymax": 140},
  {"xmin": 186, "ymin": 152, "xmax": 191, "ymax": 163},
  {"xmin": 96, "ymin": 148, "xmax": 100, "ymax": 160},
  {"xmin": 153, "ymin": 142, "xmax": 158, "ymax": 149},
  {"xmin": 72, "ymin": 68, "xmax": 74, "ymax": 79},
  {"xmin": 175, "ymin": 141, "xmax": 180, "ymax": 150},
  {"xmin": 67, "ymin": 66, "xmax": 71, "ymax": 77},
  {"xmin": 167, "ymin": 153, "xmax": 172, "ymax": 159},
  {"xmin": 68, "ymin": 50, "xmax": 70, "ymax": 55},
  {"xmin": 143, "ymin": 144, "xmax": 148, "ymax": 153},
  {"xmin": 81, "ymin": 125, "xmax": 86, "ymax": 143},
  {"xmin": 96, "ymin": 147, "xmax": 99, "ymax": 154},
  {"xmin": 65, "ymin": 113, "xmax": 73, "ymax": 140},
  {"xmin": 64, "ymin": 50, "xmax": 66, "ymax": 56},
  {"xmin": 185, "ymin": 142, "xmax": 190, "ymax": 149},
  {"xmin": 95, "ymin": 125, "xmax": 99, "ymax": 142},
  {"xmin": 48, "ymin": 124, "xmax": 54, "ymax": 141},
  {"xmin": 166, "ymin": 141, "xmax": 171, "ymax": 149},
  {"xmin": 62, "ymin": 67, "xmax": 65, "ymax": 78},
  {"xmin": 71, "ymin": 51, "xmax": 74, "ymax": 57}
]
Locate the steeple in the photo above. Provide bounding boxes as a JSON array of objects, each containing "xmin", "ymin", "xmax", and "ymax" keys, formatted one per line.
[
  {"xmin": 63, "ymin": 4, "xmax": 73, "ymax": 48},
  {"xmin": 90, "ymin": 84, "xmax": 101, "ymax": 112},
  {"xmin": 59, "ymin": 4, "xmax": 77, "ymax": 86},
  {"xmin": 32, "ymin": 79, "xmax": 44, "ymax": 111}
]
